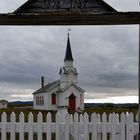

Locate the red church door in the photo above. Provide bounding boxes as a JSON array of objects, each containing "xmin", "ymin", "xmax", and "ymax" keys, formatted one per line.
[{"xmin": 69, "ymin": 94, "xmax": 76, "ymax": 110}]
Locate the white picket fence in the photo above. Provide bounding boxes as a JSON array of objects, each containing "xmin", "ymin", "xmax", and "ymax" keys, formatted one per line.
[{"xmin": 0, "ymin": 112, "xmax": 139, "ymax": 140}]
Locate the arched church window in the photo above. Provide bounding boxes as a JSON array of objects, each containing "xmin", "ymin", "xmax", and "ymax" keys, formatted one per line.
[{"xmin": 51, "ymin": 93, "xmax": 56, "ymax": 105}]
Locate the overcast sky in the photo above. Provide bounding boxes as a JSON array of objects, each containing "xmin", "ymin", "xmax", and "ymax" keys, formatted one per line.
[{"xmin": 0, "ymin": 0, "xmax": 139, "ymax": 103}]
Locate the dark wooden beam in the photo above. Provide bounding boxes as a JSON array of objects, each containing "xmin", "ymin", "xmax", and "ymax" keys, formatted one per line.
[{"xmin": 0, "ymin": 12, "xmax": 140, "ymax": 25}]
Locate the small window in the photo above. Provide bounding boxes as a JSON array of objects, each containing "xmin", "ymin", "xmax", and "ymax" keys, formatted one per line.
[
  {"xmin": 39, "ymin": 96, "xmax": 41, "ymax": 105},
  {"xmin": 41, "ymin": 96, "xmax": 44, "ymax": 105},
  {"xmin": 52, "ymin": 93, "xmax": 56, "ymax": 105},
  {"xmin": 80, "ymin": 94, "xmax": 83, "ymax": 105},
  {"xmin": 36, "ymin": 96, "xmax": 39, "ymax": 105}
]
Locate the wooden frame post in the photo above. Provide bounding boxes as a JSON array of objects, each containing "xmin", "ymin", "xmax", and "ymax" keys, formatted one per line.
[{"xmin": 138, "ymin": 4, "xmax": 140, "ymax": 140}]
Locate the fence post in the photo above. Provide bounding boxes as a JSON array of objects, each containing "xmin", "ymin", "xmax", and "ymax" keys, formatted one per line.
[
  {"xmin": 115, "ymin": 113, "xmax": 121, "ymax": 140},
  {"xmin": 120, "ymin": 113, "xmax": 126, "ymax": 140},
  {"xmin": 79, "ymin": 114, "xmax": 84, "ymax": 140},
  {"xmin": 91, "ymin": 113, "xmax": 97, "ymax": 140},
  {"xmin": 56, "ymin": 112, "xmax": 61, "ymax": 140},
  {"xmin": 19, "ymin": 112, "xmax": 24, "ymax": 140},
  {"xmin": 64, "ymin": 113, "xmax": 70, "ymax": 140},
  {"xmin": 46, "ymin": 112, "xmax": 52, "ymax": 140},
  {"xmin": 126, "ymin": 113, "xmax": 134, "ymax": 140},
  {"xmin": 70, "ymin": 114, "xmax": 74, "ymax": 140},
  {"xmin": 74, "ymin": 113, "xmax": 79, "ymax": 140},
  {"xmin": 110, "ymin": 113, "xmax": 116, "ymax": 140},
  {"xmin": 97, "ymin": 113, "xmax": 102, "ymax": 140},
  {"xmin": 102, "ymin": 112, "xmax": 107, "ymax": 140},
  {"xmin": 1, "ymin": 112, "xmax": 7, "ymax": 140},
  {"xmin": 10, "ymin": 112, "xmax": 16, "ymax": 140},
  {"xmin": 37, "ymin": 112, "xmax": 43, "ymax": 140},
  {"xmin": 28, "ymin": 112, "xmax": 33, "ymax": 140},
  {"xmin": 134, "ymin": 113, "xmax": 139, "ymax": 140},
  {"xmin": 83, "ymin": 112, "xmax": 89, "ymax": 140}
]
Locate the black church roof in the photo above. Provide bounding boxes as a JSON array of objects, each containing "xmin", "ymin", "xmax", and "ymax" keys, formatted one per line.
[
  {"xmin": 64, "ymin": 35, "xmax": 73, "ymax": 61},
  {"xmin": 32, "ymin": 80, "xmax": 60, "ymax": 94}
]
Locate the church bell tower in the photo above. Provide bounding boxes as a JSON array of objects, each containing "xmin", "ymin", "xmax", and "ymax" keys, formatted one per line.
[{"xmin": 59, "ymin": 33, "xmax": 78, "ymax": 89}]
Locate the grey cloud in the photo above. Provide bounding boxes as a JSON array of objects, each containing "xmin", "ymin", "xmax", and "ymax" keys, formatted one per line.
[
  {"xmin": 0, "ymin": 25, "xmax": 138, "ymax": 101},
  {"xmin": 0, "ymin": 0, "xmax": 27, "ymax": 13},
  {"xmin": 0, "ymin": 0, "xmax": 139, "ymax": 102},
  {"xmin": 105, "ymin": 0, "xmax": 140, "ymax": 11}
]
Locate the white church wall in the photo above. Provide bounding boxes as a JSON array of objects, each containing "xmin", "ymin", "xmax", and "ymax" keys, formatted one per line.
[
  {"xmin": 43, "ymin": 93, "xmax": 49, "ymax": 109},
  {"xmin": 58, "ymin": 92, "xmax": 68, "ymax": 107},
  {"xmin": 60, "ymin": 81, "xmax": 66, "ymax": 89},
  {"xmin": 46, "ymin": 86, "xmax": 59, "ymax": 110}
]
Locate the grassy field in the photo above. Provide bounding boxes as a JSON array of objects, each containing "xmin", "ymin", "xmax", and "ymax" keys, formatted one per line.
[{"xmin": 85, "ymin": 107, "xmax": 138, "ymax": 115}]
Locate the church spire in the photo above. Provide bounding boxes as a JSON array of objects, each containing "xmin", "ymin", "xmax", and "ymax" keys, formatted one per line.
[{"xmin": 64, "ymin": 33, "xmax": 73, "ymax": 61}]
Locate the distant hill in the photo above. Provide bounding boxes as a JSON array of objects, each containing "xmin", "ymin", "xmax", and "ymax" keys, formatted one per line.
[
  {"xmin": 85, "ymin": 103, "xmax": 138, "ymax": 108},
  {"xmin": 8, "ymin": 101, "xmax": 138, "ymax": 108},
  {"xmin": 8, "ymin": 101, "xmax": 33, "ymax": 107}
]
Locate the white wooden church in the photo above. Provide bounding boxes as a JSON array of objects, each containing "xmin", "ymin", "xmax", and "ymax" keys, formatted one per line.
[{"xmin": 33, "ymin": 34, "xmax": 84, "ymax": 111}]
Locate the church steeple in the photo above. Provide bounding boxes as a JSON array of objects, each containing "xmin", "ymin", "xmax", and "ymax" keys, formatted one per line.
[
  {"xmin": 64, "ymin": 33, "xmax": 73, "ymax": 62},
  {"xmin": 60, "ymin": 32, "xmax": 78, "ymax": 89}
]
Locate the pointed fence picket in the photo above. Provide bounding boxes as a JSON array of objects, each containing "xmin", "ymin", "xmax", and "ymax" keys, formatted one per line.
[
  {"xmin": 91, "ymin": 113, "xmax": 98, "ymax": 140},
  {"xmin": 126, "ymin": 113, "xmax": 134, "ymax": 140},
  {"xmin": 102, "ymin": 113, "xmax": 107, "ymax": 140},
  {"xmin": 19, "ymin": 112, "xmax": 24, "ymax": 140},
  {"xmin": 28, "ymin": 112, "xmax": 33, "ymax": 140},
  {"xmin": 120, "ymin": 113, "xmax": 126, "ymax": 140},
  {"xmin": 46, "ymin": 112, "xmax": 52, "ymax": 140},
  {"xmin": 10, "ymin": 112, "xmax": 16, "ymax": 140},
  {"xmin": 74, "ymin": 113, "xmax": 79, "ymax": 140},
  {"xmin": 0, "ymin": 112, "xmax": 139, "ymax": 140},
  {"xmin": 37, "ymin": 112, "xmax": 43, "ymax": 140},
  {"xmin": 1, "ymin": 112, "xmax": 7, "ymax": 140},
  {"xmin": 64, "ymin": 113, "xmax": 70, "ymax": 140}
]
